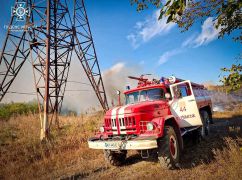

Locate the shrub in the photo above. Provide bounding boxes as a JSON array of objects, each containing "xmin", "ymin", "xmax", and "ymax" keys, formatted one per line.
[{"xmin": 0, "ymin": 102, "xmax": 38, "ymax": 120}]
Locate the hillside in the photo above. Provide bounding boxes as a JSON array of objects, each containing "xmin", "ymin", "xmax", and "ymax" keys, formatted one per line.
[{"xmin": 0, "ymin": 110, "xmax": 242, "ymax": 179}]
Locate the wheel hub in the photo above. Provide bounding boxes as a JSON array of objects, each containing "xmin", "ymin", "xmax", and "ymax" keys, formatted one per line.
[{"xmin": 169, "ymin": 135, "xmax": 177, "ymax": 158}]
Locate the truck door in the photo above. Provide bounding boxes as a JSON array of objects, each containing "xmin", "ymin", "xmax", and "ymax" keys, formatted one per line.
[{"xmin": 169, "ymin": 80, "xmax": 203, "ymax": 128}]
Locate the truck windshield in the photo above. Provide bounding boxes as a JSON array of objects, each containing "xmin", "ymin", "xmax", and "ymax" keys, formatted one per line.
[{"xmin": 125, "ymin": 88, "xmax": 165, "ymax": 104}]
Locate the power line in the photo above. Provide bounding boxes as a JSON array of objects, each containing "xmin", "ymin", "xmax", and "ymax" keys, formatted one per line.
[
  {"xmin": 67, "ymin": 80, "xmax": 92, "ymax": 86},
  {"xmin": 65, "ymin": 89, "xmax": 91, "ymax": 92},
  {"xmin": 6, "ymin": 91, "xmax": 36, "ymax": 95},
  {"xmin": 6, "ymin": 89, "xmax": 92, "ymax": 95}
]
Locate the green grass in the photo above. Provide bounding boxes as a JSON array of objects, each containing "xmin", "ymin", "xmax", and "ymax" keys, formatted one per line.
[{"xmin": 0, "ymin": 102, "xmax": 38, "ymax": 120}]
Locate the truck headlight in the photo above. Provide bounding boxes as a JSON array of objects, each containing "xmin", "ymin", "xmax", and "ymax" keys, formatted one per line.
[
  {"xmin": 99, "ymin": 126, "xmax": 105, "ymax": 133},
  {"xmin": 146, "ymin": 122, "xmax": 154, "ymax": 131}
]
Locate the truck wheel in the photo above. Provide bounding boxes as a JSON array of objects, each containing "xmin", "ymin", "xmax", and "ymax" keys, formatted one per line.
[
  {"xmin": 157, "ymin": 126, "xmax": 180, "ymax": 169},
  {"xmin": 200, "ymin": 110, "xmax": 210, "ymax": 139},
  {"xmin": 104, "ymin": 150, "xmax": 127, "ymax": 166}
]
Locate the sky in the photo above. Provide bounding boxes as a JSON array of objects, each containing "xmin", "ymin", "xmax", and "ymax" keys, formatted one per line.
[
  {"xmin": 0, "ymin": 0, "xmax": 241, "ymax": 109},
  {"xmin": 83, "ymin": 0, "xmax": 241, "ymax": 84}
]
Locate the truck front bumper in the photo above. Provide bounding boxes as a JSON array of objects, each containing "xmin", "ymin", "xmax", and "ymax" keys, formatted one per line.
[{"xmin": 88, "ymin": 137, "xmax": 158, "ymax": 150}]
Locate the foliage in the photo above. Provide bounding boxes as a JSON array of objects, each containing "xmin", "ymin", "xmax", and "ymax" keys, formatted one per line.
[
  {"xmin": 130, "ymin": 0, "xmax": 161, "ymax": 10},
  {"xmin": 0, "ymin": 102, "xmax": 38, "ymax": 120},
  {"xmin": 220, "ymin": 62, "xmax": 242, "ymax": 92},
  {"xmin": 131, "ymin": 0, "xmax": 242, "ymax": 41}
]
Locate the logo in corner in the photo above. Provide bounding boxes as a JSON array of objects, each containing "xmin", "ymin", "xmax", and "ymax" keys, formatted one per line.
[{"xmin": 11, "ymin": 2, "xmax": 30, "ymax": 21}]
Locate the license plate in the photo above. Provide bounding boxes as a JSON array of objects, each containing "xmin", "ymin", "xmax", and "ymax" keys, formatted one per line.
[{"xmin": 104, "ymin": 142, "xmax": 119, "ymax": 148}]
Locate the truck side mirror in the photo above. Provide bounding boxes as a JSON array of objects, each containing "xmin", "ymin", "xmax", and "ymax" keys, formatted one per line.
[
  {"xmin": 165, "ymin": 93, "xmax": 171, "ymax": 99},
  {"xmin": 116, "ymin": 90, "xmax": 121, "ymax": 106}
]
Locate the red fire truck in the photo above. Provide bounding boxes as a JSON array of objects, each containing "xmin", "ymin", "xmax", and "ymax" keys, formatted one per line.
[{"xmin": 88, "ymin": 75, "xmax": 213, "ymax": 169}]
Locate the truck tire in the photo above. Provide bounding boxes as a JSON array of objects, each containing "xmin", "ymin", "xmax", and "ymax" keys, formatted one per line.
[
  {"xmin": 200, "ymin": 110, "xmax": 210, "ymax": 139},
  {"xmin": 157, "ymin": 126, "xmax": 180, "ymax": 169},
  {"xmin": 104, "ymin": 150, "xmax": 127, "ymax": 166}
]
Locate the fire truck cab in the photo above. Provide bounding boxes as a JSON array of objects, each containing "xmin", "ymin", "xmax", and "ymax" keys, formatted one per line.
[{"xmin": 88, "ymin": 75, "xmax": 212, "ymax": 169}]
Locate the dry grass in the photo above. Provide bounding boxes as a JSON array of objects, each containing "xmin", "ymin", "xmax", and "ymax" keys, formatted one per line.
[
  {"xmin": 0, "ymin": 112, "xmax": 105, "ymax": 179},
  {"xmin": 0, "ymin": 110, "xmax": 242, "ymax": 180}
]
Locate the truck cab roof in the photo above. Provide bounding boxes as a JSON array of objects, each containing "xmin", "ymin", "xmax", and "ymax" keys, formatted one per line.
[{"xmin": 124, "ymin": 84, "xmax": 168, "ymax": 94}]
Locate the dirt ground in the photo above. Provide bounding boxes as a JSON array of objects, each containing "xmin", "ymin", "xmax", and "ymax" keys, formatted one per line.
[{"xmin": 0, "ymin": 110, "xmax": 242, "ymax": 180}]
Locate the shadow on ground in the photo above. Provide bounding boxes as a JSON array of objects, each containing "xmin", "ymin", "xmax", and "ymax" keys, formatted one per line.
[
  {"xmin": 123, "ymin": 114, "xmax": 242, "ymax": 169},
  {"xmin": 64, "ymin": 114, "xmax": 242, "ymax": 179},
  {"xmin": 61, "ymin": 167, "xmax": 110, "ymax": 180}
]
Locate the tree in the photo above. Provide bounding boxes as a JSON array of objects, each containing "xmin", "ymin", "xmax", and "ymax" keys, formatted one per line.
[
  {"xmin": 220, "ymin": 55, "xmax": 242, "ymax": 91},
  {"xmin": 131, "ymin": 0, "xmax": 242, "ymax": 90},
  {"xmin": 131, "ymin": 0, "xmax": 241, "ymax": 40}
]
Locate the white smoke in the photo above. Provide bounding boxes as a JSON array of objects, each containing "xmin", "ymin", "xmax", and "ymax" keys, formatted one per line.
[
  {"xmin": 61, "ymin": 57, "xmax": 98, "ymax": 114},
  {"xmin": 62, "ymin": 61, "xmax": 142, "ymax": 113},
  {"xmin": 102, "ymin": 62, "xmax": 141, "ymax": 107},
  {"xmin": 209, "ymin": 91, "xmax": 242, "ymax": 112},
  {"xmin": 1, "ymin": 61, "xmax": 36, "ymax": 103},
  {"xmin": 3, "ymin": 61, "xmax": 241, "ymax": 115},
  {"xmin": 204, "ymin": 82, "xmax": 242, "ymax": 112},
  {"xmin": 0, "ymin": 55, "xmax": 145, "ymax": 114}
]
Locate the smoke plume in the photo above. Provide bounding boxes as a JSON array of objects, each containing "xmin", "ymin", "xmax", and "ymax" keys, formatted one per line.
[
  {"xmin": 204, "ymin": 82, "xmax": 242, "ymax": 112},
  {"xmin": 102, "ymin": 62, "xmax": 141, "ymax": 106},
  {"xmin": 62, "ymin": 60, "xmax": 142, "ymax": 113}
]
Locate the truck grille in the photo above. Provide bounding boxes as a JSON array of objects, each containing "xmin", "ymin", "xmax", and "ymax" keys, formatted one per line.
[
  {"xmin": 104, "ymin": 118, "xmax": 116, "ymax": 128},
  {"xmin": 119, "ymin": 117, "xmax": 136, "ymax": 128},
  {"xmin": 104, "ymin": 117, "xmax": 136, "ymax": 132}
]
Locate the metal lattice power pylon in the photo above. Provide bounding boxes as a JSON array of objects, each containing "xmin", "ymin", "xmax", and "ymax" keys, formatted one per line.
[{"xmin": 0, "ymin": 0, "xmax": 109, "ymax": 140}]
